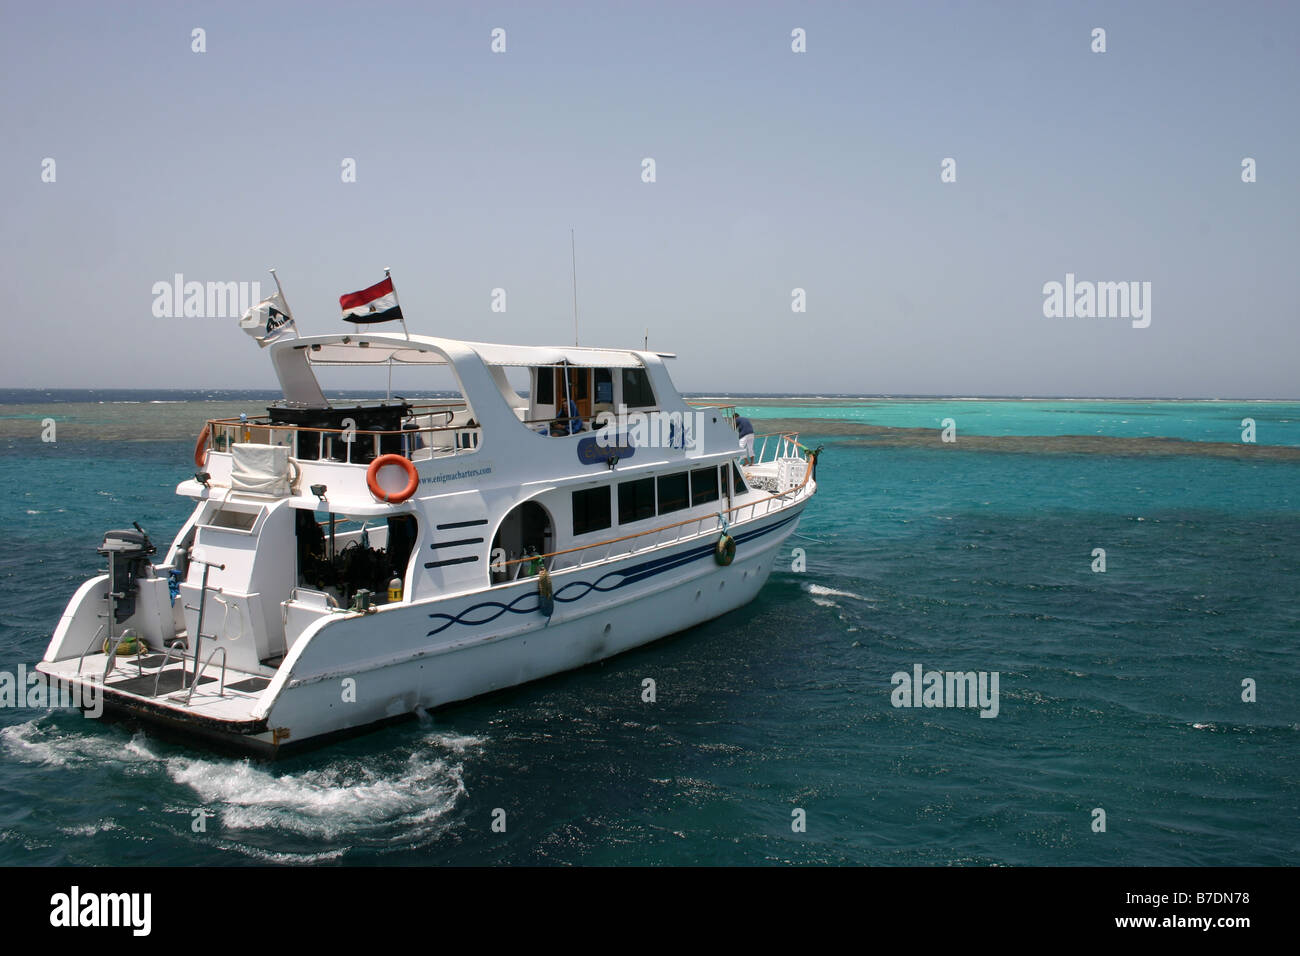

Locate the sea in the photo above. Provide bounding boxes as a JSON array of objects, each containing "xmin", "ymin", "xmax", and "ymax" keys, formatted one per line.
[{"xmin": 0, "ymin": 391, "xmax": 1295, "ymax": 865}]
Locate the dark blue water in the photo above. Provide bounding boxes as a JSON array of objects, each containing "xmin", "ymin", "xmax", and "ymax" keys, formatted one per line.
[{"xmin": 0, "ymin": 403, "xmax": 1296, "ymax": 865}]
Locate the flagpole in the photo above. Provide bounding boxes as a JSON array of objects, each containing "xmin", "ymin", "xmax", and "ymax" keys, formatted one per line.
[
  {"xmin": 268, "ymin": 268, "xmax": 300, "ymax": 338},
  {"xmin": 384, "ymin": 267, "xmax": 410, "ymax": 340}
]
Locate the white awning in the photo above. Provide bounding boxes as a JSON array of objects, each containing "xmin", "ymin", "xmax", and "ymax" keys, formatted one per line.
[
  {"xmin": 464, "ymin": 342, "xmax": 656, "ymax": 368},
  {"xmin": 288, "ymin": 335, "xmax": 669, "ymax": 369}
]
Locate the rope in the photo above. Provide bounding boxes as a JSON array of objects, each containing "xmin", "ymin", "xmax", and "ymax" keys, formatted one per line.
[{"xmin": 213, "ymin": 594, "xmax": 243, "ymax": 641}]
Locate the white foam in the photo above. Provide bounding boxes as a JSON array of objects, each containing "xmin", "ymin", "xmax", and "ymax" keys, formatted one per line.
[
  {"xmin": 219, "ymin": 844, "xmax": 350, "ymax": 864},
  {"xmin": 425, "ymin": 731, "xmax": 487, "ymax": 753},
  {"xmin": 805, "ymin": 583, "xmax": 867, "ymax": 601},
  {"xmin": 163, "ymin": 732, "xmax": 482, "ymax": 840},
  {"xmin": 59, "ymin": 819, "xmax": 121, "ymax": 837},
  {"xmin": 1, "ymin": 719, "xmax": 151, "ymax": 768},
  {"xmin": 3, "ymin": 720, "xmax": 483, "ymax": 844}
]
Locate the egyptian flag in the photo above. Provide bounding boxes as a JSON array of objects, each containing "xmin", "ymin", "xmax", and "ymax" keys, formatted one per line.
[{"xmin": 340, "ymin": 276, "xmax": 403, "ymax": 324}]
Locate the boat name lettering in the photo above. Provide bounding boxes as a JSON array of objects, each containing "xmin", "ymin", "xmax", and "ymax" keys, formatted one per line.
[{"xmin": 577, "ymin": 435, "xmax": 635, "ymax": 465}]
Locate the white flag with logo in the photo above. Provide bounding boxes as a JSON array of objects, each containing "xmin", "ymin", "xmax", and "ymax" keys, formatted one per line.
[{"xmin": 240, "ymin": 292, "xmax": 295, "ymax": 347}]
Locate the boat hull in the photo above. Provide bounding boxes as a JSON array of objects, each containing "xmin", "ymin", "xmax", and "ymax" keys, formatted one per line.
[{"xmin": 40, "ymin": 503, "xmax": 804, "ymax": 756}]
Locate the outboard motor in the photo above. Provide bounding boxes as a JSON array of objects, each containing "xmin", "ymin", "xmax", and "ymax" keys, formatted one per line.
[{"xmin": 98, "ymin": 522, "xmax": 156, "ymax": 623}]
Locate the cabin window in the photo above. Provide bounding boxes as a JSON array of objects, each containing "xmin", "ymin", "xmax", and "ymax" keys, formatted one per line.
[
  {"xmin": 621, "ymin": 367, "xmax": 655, "ymax": 408},
  {"xmin": 657, "ymin": 472, "xmax": 689, "ymax": 514},
  {"xmin": 204, "ymin": 508, "xmax": 259, "ymax": 532},
  {"xmin": 732, "ymin": 463, "xmax": 748, "ymax": 494},
  {"xmin": 594, "ymin": 368, "xmax": 614, "ymax": 405},
  {"xmin": 618, "ymin": 477, "xmax": 656, "ymax": 524},
  {"xmin": 572, "ymin": 486, "xmax": 612, "ymax": 536},
  {"xmin": 690, "ymin": 467, "xmax": 719, "ymax": 506},
  {"xmin": 535, "ymin": 367, "xmax": 554, "ymax": 405}
]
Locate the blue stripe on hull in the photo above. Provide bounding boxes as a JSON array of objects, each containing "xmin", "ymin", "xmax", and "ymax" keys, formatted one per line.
[{"xmin": 426, "ymin": 510, "xmax": 799, "ymax": 636}]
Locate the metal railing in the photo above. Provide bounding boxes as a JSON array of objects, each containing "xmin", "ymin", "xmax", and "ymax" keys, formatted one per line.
[
  {"xmin": 151, "ymin": 641, "xmax": 188, "ymax": 698},
  {"xmin": 184, "ymin": 646, "xmax": 228, "ymax": 704},
  {"xmin": 206, "ymin": 402, "xmax": 746, "ymax": 461},
  {"xmin": 76, "ymin": 624, "xmax": 106, "ymax": 676},
  {"xmin": 205, "ymin": 402, "xmax": 479, "ymax": 466},
  {"xmin": 752, "ymin": 432, "xmax": 801, "ymax": 466},
  {"xmin": 685, "ymin": 402, "xmax": 739, "ymax": 417},
  {"xmin": 522, "ymin": 403, "xmax": 740, "ymax": 437}
]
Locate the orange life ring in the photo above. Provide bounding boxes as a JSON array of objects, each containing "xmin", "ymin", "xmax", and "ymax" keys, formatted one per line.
[
  {"xmin": 366, "ymin": 454, "xmax": 419, "ymax": 503},
  {"xmin": 194, "ymin": 423, "xmax": 211, "ymax": 468}
]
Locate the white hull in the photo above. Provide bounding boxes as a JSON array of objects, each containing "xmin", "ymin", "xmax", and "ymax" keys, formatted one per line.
[
  {"xmin": 39, "ymin": 504, "xmax": 803, "ymax": 754},
  {"xmin": 35, "ymin": 329, "xmax": 819, "ymax": 755},
  {"xmin": 264, "ymin": 506, "xmax": 800, "ymax": 744}
]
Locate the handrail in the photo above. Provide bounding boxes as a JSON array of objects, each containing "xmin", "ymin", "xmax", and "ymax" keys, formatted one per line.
[
  {"xmin": 496, "ymin": 435, "xmax": 818, "ymax": 571},
  {"xmin": 100, "ymin": 629, "xmax": 150, "ymax": 683},
  {"xmin": 205, "ymin": 412, "xmax": 482, "ymax": 465},
  {"xmin": 207, "ymin": 400, "xmax": 470, "ymax": 440},
  {"xmin": 517, "ymin": 406, "xmax": 664, "ymax": 428},
  {"xmin": 206, "ymin": 418, "xmax": 470, "ymax": 438},
  {"xmin": 184, "ymin": 645, "xmax": 228, "ymax": 704},
  {"xmin": 208, "ymin": 404, "xmax": 745, "ymax": 453},
  {"xmin": 522, "ymin": 404, "xmax": 744, "ymax": 438},
  {"xmin": 151, "ymin": 640, "xmax": 187, "ymax": 698},
  {"xmin": 76, "ymin": 624, "xmax": 106, "ymax": 676},
  {"xmin": 209, "ymin": 400, "xmax": 465, "ymax": 422}
]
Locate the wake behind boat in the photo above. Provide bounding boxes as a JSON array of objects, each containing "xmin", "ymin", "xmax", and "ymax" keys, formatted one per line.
[{"xmin": 36, "ymin": 283, "xmax": 820, "ymax": 754}]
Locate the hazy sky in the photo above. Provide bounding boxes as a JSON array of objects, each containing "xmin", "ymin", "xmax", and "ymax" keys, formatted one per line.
[{"xmin": 1, "ymin": 1, "xmax": 1296, "ymax": 397}]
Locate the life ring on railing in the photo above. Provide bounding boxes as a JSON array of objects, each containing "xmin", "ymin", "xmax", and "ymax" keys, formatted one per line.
[
  {"xmin": 194, "ymin": 423, "xmax": 211, "ymax": 468},
  {"xmin": 537, "ymin": 565, "xmax": 555, "ymax": 618},
  {"xmin": 366, "ymin": 454, "xmax": 419, "ymax": 503},
  {"xmin": 715, "ymin": 533, "xmax": 736, "ymax": 566}
]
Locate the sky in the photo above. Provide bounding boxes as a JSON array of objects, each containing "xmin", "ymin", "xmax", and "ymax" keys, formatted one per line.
[{"xmin": 1, "ymin": 1, "xmax": 1296, "ymax": 397}]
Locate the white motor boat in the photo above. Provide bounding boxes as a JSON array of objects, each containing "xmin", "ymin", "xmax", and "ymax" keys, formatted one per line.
[{"xmin": 36, "ymin": 330, "xmax": 820, "ymax": 754}]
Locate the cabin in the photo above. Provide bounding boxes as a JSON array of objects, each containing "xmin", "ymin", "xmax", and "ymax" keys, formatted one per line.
[{"xmin": 163, "ymin": 333, "xmax": 790, "ymax": 675}]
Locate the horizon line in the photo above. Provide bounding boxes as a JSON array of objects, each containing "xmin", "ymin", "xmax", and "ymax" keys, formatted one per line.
[{"xmin": 2, "ymin": 387, "xmax": 1299, "ymax": 403}]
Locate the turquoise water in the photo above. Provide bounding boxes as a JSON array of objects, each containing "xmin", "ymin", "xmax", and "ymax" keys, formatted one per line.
[
  {"xmin": 0, "ymin": 400, "xmax": 1296, "ymax": 865},
  {"xmin": 738, "ymin": 400, "xmax": 1300, "ymax": 446}
]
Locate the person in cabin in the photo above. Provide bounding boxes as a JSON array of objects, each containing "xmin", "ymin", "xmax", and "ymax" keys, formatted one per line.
[
  {"xmin": 566, "ymin": 397, "xmax": 582, "ymax": 435},
  {"xmin": 736, "ymin": 415, "xmax": 755, "ymax": 465},
  {"xmin": 401, "ymin": 412, "xmax": 423, "ymax": 456}
]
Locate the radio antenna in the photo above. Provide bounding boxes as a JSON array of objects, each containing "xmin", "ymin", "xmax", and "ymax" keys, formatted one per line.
[{"xmin": 570, "ymin": 227, "xmax": 579, "ymax": 346}]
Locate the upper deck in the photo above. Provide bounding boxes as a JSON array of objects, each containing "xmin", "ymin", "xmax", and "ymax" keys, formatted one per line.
[{"xmin": 184, "ymin": 332, "xmax": 743, "ymax": 510}]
